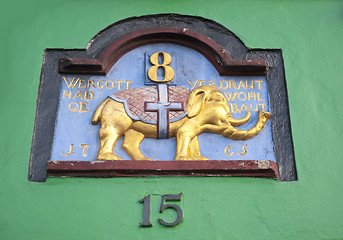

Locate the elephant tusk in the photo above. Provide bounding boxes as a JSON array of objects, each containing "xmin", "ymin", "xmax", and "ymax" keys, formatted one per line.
[
  {"xmin": 223, "ymin": 111, "xmax": 271, "ymax": 140},
  {"xmin": 227, "ymin": 111, "xmax": 251, "ymax": 127}
]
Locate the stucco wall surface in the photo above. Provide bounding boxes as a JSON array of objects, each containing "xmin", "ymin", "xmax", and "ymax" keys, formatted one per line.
[{"xmin": 0, "ymin": 1, "xmax": 342, "ymax": 239}]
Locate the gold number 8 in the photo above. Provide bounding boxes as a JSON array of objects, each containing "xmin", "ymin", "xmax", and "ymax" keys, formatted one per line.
[{"xmin": 148, "ymin": 52, "xmax": 175, "ymax": 83}]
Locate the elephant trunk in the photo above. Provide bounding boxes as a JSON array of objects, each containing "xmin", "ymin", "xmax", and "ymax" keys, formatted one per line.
[{"xmin": 222, "ymin": 111, "xmax": 271, "ymax": 140}]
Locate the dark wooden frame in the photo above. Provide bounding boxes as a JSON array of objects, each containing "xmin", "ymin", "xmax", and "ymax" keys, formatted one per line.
[
  {"xmin": 29, "ymin": 14, "xmax": 297, "ymax": 182},
  {"xmin": 48, "ymin": 160, "xmax": 279, "ymax": 178}
]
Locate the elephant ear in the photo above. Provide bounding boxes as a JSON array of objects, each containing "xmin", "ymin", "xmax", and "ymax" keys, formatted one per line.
[{"xmin": 187, "ymin": 88, "xmax": 207, "ymax": 118}]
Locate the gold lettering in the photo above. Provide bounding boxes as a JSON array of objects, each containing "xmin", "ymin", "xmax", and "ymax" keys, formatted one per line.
[
  {"xmin": 258, "ymin": 103, "xmax": 267, "ymax": 111},
  {"xmin": 239, "ymin": 104, "xmax": 249, "ymax": 114},
  {"xmin": 87, "ymin": 79, "xmax": 96, "ymax": 88},
  {"xmin": 257, "ymin": 93, "xmax": 265, "ymax": 101},
  {"xmin": 225, "ymin": 145, "xmax": 234, "ymax": 157},
  {"xmin": 199, "ymin": 80, "xmax": 206, "ymax": 86},
  {"xmin": 73, "ymin": 91, "xmax": 84, "ymax": 100},
  {"xmin": 238, "ymin": 144, "xmax": 248, "ymax": 156},
  {"xmin": 148, "ymin": 52, "xmax": 174, "ymax": 83},
  {"xmin": 63, "ymin": 90, "xmax": 72, "ymax": 99},
  {"xmin": 79, "ymin": 144, "xmax": 90, "ymax": 157},
  {"xmin": 248, "ymin": 92, "xmax": 257, "ymax": 101},
  {"xmin": 106, "ymin": 81, "xmax": 115, "ymax": 89},
  {"xmin": 255, "ymin": 80, "xmax": 263, "ymax": 89},
  {"xmin": 115, "ymin": 80, "xmax": 125, "ymax": 90},
  {"xmin": 246, "ymin": 80, "xmax": 254, "ymax": 89},
  {"xmin": 61, "ymin": 144, "xmax": 75, "ymax": 156},
  {"xmin": 229, "ymin": 80, "xmax": 237, "ymax": 89},
  {"xmin": 97, "ymin": 80, "xmax": 105, "ymax": 89},
  {"xmin": 80, "ymin": 102, "xmax": 90, "ymax": 112},
  {"xmin": 238, "ymin": 81, "xmax": 246, "ymax": 89},
  {"xmin": 238, "ymin": 92, "xmax": 247, "ymax": 101},
  {"xmin": 125, "ymin": 81, "xmax": 133, "ymax": 89},
  {"xmin": 78, "ymin": 79, "xmax": 87, "ymax": 88},
  {"xmin": 220, "ymin": 80, "xmax": 228, "ymax": 90},
  {"xmin": 188, "ymin": 80, "xmax": 199, "ymax": 88},
  {"xmin": 250, "ymin": 104, "xmax": 259, "ymax": 111},
  {"xmin": 230, "ymin": 103, "xmax": 239, "ymax": 113},
  {"xmin": 224, "ymin": 92, "xmax": 237, "ymax": 101},
  {"xmin": 63, "ymin": 77, "xmax": 79, "ymax": 88},
  {"xmin": 209, "ymin": 80, "xmax": 216, "ymax": 88},
  {"xmin": 84, "ymin": 91, "xmax": 94, "ymax": 100},
  {"xmin": 68, "ymin": 102, "xmax": 78, "ymax": 112}
]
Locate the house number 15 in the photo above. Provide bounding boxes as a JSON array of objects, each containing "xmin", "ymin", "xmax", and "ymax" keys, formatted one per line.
[{"xmin": 139, "ymin": 193, "xmax": 183, "ymax": 227}]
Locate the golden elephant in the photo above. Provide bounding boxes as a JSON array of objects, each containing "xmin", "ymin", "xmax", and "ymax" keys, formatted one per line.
[{"xmin": 91, "ymin": 85, "xmax": 271, "ymax": 161}]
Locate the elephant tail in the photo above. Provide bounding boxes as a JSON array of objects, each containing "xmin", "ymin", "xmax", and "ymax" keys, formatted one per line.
[{"xmin": 91, "ymin": 98, "xmax": 111, "ymax": 125}]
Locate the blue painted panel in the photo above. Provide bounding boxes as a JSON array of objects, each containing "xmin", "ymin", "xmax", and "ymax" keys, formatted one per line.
[{"xmin": 51, "ymin": 43, "xmax": 275, "ymax": 162}]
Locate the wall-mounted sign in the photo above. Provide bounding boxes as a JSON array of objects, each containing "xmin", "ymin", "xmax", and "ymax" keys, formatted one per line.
[{"xmin": 29, "ymin": 14, "xmax": 297, "ymax": 182}]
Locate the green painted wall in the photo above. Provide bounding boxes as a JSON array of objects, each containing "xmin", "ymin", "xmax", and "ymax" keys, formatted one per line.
[{"xmin": 1, "ymin": 1, "xmax": 342, "ymax": 239}]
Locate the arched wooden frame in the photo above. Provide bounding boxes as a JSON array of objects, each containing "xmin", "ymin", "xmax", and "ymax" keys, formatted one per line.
[{"xmin": 59, "ymin": 28, "xmax": 267, "ymax": 76}]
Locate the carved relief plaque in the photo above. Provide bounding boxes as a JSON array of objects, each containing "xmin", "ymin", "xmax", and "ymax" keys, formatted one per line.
[{"xmin": 29, "ymin": 14, "xmax": 296, "ymax": 182}]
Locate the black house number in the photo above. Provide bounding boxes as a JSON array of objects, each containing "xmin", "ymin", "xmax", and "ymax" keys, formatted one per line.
[{"xmin": 139, "ymin": 193, "xmax": 183, "ymax": 227}]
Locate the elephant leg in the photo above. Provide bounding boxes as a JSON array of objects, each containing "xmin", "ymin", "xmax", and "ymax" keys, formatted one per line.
[
  {"xmin": 175, "ymin": 121, "xmax": 197, "ymax": 161},
  {"xmin": 97, "ymin": 125, "xmax": 123, "ymax": 160},
  {"xmin": 97, "ymin": 106, "xmax": 132, "ymax": 160},
  {"xmin": 189, "ymin": 137, "xmax": 209, "ymax": 161},
  {"xmin": 122, "ymin": 129, "xmax": 153, "ymax": 161}
]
